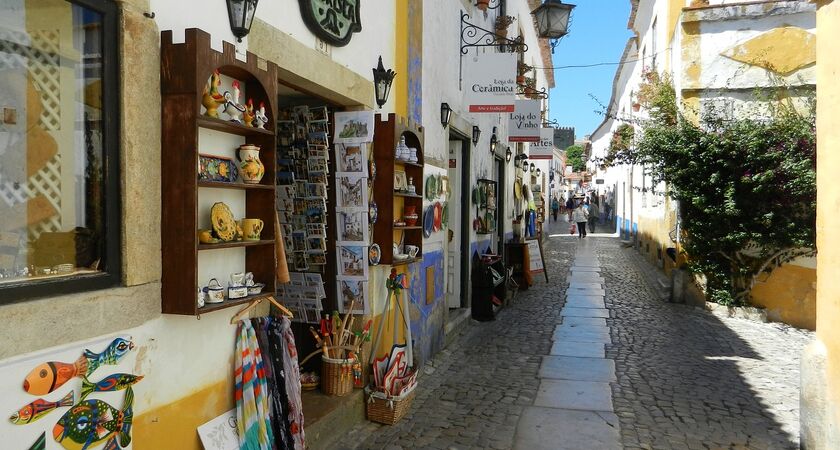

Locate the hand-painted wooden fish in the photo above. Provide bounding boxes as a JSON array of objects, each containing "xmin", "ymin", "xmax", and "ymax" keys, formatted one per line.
[
  {"xmin": 81, "ymin": 374, "xmax": 143, "ymax": 400},
  {"xmin": 53, "ymin": 387, "xmax": 133, "ymax": 450},
  {"xmin": 23, "ymin": 338, "xmax": 134, "ymax": 396},
  {"xmin": 9, "ymin": 390, "xmax": 74, "ymax": 425},
  {"xmin": 27, "ymin": 432, "xmax": 46, "ymax": 450}
]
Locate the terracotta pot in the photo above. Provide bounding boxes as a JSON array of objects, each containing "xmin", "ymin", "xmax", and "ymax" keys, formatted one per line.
[
  {"xmin": 632, "ymin": 103, "xmax": 641, "ymax": 112},
  {"xmin": 404, "ymin": 205, "xmax": 416, "ymax": 216},
  {"xmin": 477, "ymin": 0, "xmax": 489, "ymax": 11},
  {"xmin": 517, "ymin": 75, "xmax": 525, "ymax": 84}
]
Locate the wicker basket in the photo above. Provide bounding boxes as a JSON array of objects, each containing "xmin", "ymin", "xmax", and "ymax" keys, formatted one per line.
[
  {"xmin": 321, "ymin": 355, "xmax": 355, "ymax": 396},
  {"xmin": 365, "ymin": 384, "xmax": 416, "ymax": 425}
]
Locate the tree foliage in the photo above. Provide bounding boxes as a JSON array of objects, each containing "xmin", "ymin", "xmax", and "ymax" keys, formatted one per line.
[
  {"xmin": 603, "ymin": 73, "xmax": 816, "ymax": 306},
  {"xmin": 565, "ymin": 144, "xmax": 586, "ymax": 172}
]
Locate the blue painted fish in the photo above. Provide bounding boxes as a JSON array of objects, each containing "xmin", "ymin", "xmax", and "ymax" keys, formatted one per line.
[
  {"xmin": 53, "ymin": 387, "xmax": 133, "ymax": 450},
  {"xmin": 81, "ymin": 374, "xmax": 143, "ymax": 400},
  {"xmin": 23, "ymin": 338, "xmax": 134, "ymax": 396},
  {"xmin": 9, "ymin": 390, "xmax": 74, "ymax": 424}
]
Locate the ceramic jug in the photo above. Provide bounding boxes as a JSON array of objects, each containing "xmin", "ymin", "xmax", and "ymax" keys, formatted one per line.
[{"xmin": 237, "ymin": 144, "xmax": 264, "ymax": 184}]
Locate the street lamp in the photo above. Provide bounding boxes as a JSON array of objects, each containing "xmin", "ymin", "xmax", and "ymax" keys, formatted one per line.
[
  {"xmin": 227, "ymin": 0, "xmax": 260, "ymax": 42},
  {"xmin": 536, "ymin": 168, "xmax": 542, "ymax": 176},
  {"xmin": 372, "ymin": 56, "xmax": 397, "ymax": 109},
  {"xmin": 490, "ymin": 127, "xmax": 498, "ymax": 154},
  {"xmin": 440, "ymin": 103, "xmax": 453, "ymax": 127},
  {"xmin": 472, "ymin": 126, "xmax": 481, "ymax": 146},
  {"xmin": 531, "ymin": 0, "xmax": 575, "ymax": 53},
  {"xmin": 505, "ymin": 147, "xmax": 512, "ymax": 163},
  {"xmin": 530, "ymin": 162, "xmax": 536, "ymax": 173},
  {"xmin": 514, "ymin": 153, "xmax": 527, "ymax": 169}
]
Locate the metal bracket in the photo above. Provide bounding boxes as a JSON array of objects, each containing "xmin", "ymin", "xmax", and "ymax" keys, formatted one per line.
[
  {"xmin": 476, "ymin": 0, "xmax": 503, "ymax": 10},
  {"xmin": 460, "ymin": 12, "xmax": 527, "ymax": 55}
]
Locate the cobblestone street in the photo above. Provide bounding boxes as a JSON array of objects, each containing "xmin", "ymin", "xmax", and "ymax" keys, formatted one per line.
[{"xmin": 344, "ymin": 236, "xmax": 813, "ymax": 449}]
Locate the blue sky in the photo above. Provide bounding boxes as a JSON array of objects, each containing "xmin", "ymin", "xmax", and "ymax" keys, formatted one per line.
[{"xmin": 547, "ymin": 1, "xmax": 633, "ymax": 139}]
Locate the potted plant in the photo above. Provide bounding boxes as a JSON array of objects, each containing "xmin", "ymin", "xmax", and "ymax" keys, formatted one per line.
[
  {"xmin": 477, "ymin": 0, "xmax": 490, "ymax": 11},
  {"xmin": 523, "ymin": 77, "xmax": 537, "ymax": 98},
  {"xmin": 495, "ymin": 15, "xmax": 515, "ymax": 39},
  {"xmin": 517, "ymin": 61, "xmax": 532, "ymax": 84}
]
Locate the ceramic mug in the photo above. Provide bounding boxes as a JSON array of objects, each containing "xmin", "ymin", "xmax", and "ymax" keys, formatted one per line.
[
  {"xmin": 204, "ymin": 278, "xmax": 225, "ymax": 303},
  {"xmin": 405, "ymin": 245, "xmax": 420, "ymax": 258},
  {"xmin": 240, "ymin": 218, "xmax": 264, "ymax": 241}
]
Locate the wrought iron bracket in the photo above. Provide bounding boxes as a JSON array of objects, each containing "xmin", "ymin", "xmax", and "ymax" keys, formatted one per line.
[
  {"xmin": 460, "ymin": 12, "xmax": 527, "ymax": 55},
  {"xmin": 476, "ymin": 0, "xmax": 503, "ymax": 9},
  {"xmin": 517, "ymin": 83, "xmax": 548, "ymax": 99}
]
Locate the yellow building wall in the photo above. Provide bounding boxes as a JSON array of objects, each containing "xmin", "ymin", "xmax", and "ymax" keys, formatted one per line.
[{"xmin": 751, "ymin": 264, "xmax": 816, "ymax": 330}]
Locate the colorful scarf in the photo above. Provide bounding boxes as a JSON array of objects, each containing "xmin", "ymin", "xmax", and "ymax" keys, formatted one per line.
[
  {"xmin": 254, "ymin": 318, "xmax": 293, "ymax": 450},
  {"xmin": 270, "ymin": 317, "xmax": 305, "ymax": 450},
  {"xmin": 235, "ymin": 320, "xmax": 274, "ymax": 450}
]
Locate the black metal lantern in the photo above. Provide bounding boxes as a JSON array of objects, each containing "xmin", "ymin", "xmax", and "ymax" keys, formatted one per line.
[
  {"xmin": 227, "ymin": 0, "xmax": 260, "ymax": 42},
  {"xmin": 472, "ymin": 126, "xmax": 481, "ymax": 145},
  {"xmin": 505, "ymin": 147, "xmax": 512, "ymax": 163},
  {"xmin": 531, "ymin": 1, "xmax": 575, "ymax": 52},
  {"xmin": 440, "ymin": 103, "xmax": 453, "ymax": 127},
  {"xmin": 536, "ymin": 167, "xmax": 542, "ymax": 176},
  {"xmin": 490, "ymin": 127, "xmax": 498, "ymax": 154},
  {"xmin": 372, "ymin": 56, "xmax": 397, "ymax": 109},
  {"xmin": 514, "ymin": 153, "xmax": 528, "ymax": 168},
  {"xmin": 530, "ymin": 162, "xmax": 536, "ymax": 173}
]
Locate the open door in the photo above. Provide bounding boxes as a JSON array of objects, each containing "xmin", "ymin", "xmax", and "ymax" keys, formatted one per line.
[{"xmin": 446, "ymin": 139, "xmax": 463, "ymax": 309}]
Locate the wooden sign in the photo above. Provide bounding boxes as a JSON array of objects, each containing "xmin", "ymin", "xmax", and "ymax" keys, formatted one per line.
[{"xmin": 525, "ymin": 239, "xmax": 549, "ymax": 282}]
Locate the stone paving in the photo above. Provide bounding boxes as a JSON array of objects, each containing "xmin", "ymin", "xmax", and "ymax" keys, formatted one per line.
[{"xmin": 342, "ymin": 236, "xmax": 813, "ymax": 450}]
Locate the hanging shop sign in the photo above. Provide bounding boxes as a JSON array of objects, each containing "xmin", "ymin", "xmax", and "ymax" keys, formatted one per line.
[
  {"xmin": 508, "ymin": 100, "xmax": 541, "ymax": 142},
  {"xmin": 299, "ymin": 0, "xmax": 362, "ymax": 47},
  {"xmin": 528, "ymin": 128, "xmax": 555, "ymax": 159},
  {"xmin": 465, "ymin": 52, "xmax": 517, "ymax": 113}
]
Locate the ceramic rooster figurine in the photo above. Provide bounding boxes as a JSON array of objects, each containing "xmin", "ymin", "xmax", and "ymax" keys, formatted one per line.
[
  {"xmin": 201, "ymin": 69, "xmax": 226, "ymax": 118},
  {"xmin": 223, "ymin": 80, "xmax": 246, "ymax": 123},
  {"xmin": 253, "ymin": 101, "xmax": 268, "ymax": 130},
  {"xmin": 243, "ymin": 99, "xmax": 255, "ymax": 127}
]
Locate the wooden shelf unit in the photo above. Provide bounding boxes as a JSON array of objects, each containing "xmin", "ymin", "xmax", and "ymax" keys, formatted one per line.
[
  {"xmin": 160, "ymin": 28, "xmax": 279, "ymax": 315},
  {"xmin": 372, "ymin": 113, "xmax": 425, "ymax": 265}
]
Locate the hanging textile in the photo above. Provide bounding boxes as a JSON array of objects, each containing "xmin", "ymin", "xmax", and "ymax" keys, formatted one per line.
[
  {"xmin": 254, "ymin": 318, "xmax": 294, "ymax": 450},
  {"xmin": 268, "ymin": 316, "xmax": 305, "ymax": 450},
  {"xmin": 235, "ymin": 320, "xmax": 274, "ymax": 450}
]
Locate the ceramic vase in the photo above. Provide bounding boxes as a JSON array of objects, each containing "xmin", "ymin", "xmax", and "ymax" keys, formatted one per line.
[
  {"xmin": 237, "ymin": 144, "xmax": 265, "ymax": 184},
  {"xmin": 404, "ymin": 205, "xmax": 418, "ymax": 226}
]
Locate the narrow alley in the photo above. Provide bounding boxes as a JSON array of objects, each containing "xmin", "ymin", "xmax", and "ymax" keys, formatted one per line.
[{"xmin": 345, "ymin": 235, "xmax": 812, "ymax": 450}]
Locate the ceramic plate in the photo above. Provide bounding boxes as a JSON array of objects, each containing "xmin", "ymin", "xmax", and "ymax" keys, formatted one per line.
[
  {"xmin": 425, "ymin": 175, "xmax": 437, "ymax": 200},
  {"xmin": 210, "ymin": 202, "xmax": 237, "ymax": 241},
  {"xmin": 433, "ymin": 202, "xmax": 442, "ymax": 231},
  {"xmin": 369, "ymin": 243, "xmax": 381, "ymax": 265},
  {"xmin": 199, "ymin": 154, "xmax": 239, "ymax": 183},
  {"xmin": 423, "ymin": 205, "xmax": 434, "ymax": 238},
  {"xmin": 369, "ymin": 201, "xmax": 378, "ymax": 224},
  {"xmin": 514, "ymin": 181, "xmax": 522, "ymax": 199},
  {"xmin": 442, "ymin": 202, "xmax": 449, "ymax": 227}
]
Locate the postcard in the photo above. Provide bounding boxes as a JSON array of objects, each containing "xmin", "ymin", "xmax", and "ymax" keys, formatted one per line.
[
  {"xmin": 336, "ymin": 173, "xmax": 368, "ymax": 210},
  {"xmin": 336, "ymin": 143, "xmax": 367, "ymax": 174},
  {"xmin": 334, "ymin": 111, "xmax": 375, "ymax": 144},
  {"xmin": 337, "ymin": 210, "xmax": 369, "ymax": 244},
  {"xmin": 337, "ymin": 280, "xmax": 369, "ymax": 314},
  {"xmin": 337, "ymin": 245, "xmax": 368, "ymax": 280}
]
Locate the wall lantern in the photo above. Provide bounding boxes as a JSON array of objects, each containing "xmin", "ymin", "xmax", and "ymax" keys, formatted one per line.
[
  {"xmin": 505, "ymin": 147, "xmax": 512, "ymax": 163},
  {"xmin": 227, "ymin": 0, "xmax": 260, "ymax": 42},
  {"xmin": 490, "ymin": 127, "xmax": 498, "ymax": 154},
  {"xmin": 440, "ymin": 102, "xmax": 453, "ymax": 127},
  {"xmin": 372, "ymin": 56, "xmax": 397, "ymax": 109},
  {"xmin": 530, "ymin": 162, "xmax": 536, "ymax": 173},
  {"xmin": 514, "ymin": 153, "xmax": 528, "ymax": 169},
  {"xmin": 536, "ymin": 168, "xmax": 542, "ymax": 176},
  {"xmin": 531, "ymin": 0, "xmax": 576, "ymax": 53},
  {"xmin": 472, "ymin": 126, "xmax": 481, "ymax": 146}
]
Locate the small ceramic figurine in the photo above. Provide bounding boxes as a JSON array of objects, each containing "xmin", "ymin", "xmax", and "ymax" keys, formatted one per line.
[
  {"xmin": 243, "ymin": 99, "xmax": 255, "ymax": 127},
  {"xmin": 409, "ymin": 147, "xmax": 418, "ymax": 163},
  {"xmin": 223, "ymin": 80, "xmax": 246, "ymax": 123},
  {"xmin": 407, "ymin": 176, "xmax": 416, "ymax": 194},
  {"xmin": 395, "ymin": 136, "xmax": 410, "ymax": 161},
  {"xmin": 201, "ymin": 69, "xmax": 226, "ymax": 118},
  {"xmin": 254, "ymin": 102, "xmax": 268, "ymax": 129}
]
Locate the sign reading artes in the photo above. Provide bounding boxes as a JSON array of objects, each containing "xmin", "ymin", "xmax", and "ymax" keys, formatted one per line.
[{"xmin": 299, "ymin": 0, "xmax": 362, "ymax": 46}]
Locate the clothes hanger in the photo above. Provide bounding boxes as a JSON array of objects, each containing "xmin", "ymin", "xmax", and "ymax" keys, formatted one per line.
[{"xmin": 230, "ymin": 295, "xmax": 293, "ymax": 324}]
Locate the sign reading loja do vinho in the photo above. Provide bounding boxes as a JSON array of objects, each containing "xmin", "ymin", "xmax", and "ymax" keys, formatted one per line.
[
  {"xmin": 465, "ymin": 53, "xmax": 517, "ymax": 113},
  {"xmin": 508, "ymin": 100, "xmax": 541, "ymax": 142}
]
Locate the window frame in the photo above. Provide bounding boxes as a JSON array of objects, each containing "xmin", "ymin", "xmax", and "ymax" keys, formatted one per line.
[{"xmin": 2, "ymin": 0, "xmax": 122, "ymax": 304}]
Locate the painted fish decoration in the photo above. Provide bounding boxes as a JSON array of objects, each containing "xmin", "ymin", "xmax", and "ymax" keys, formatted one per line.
[
  {"xmin": 53, "ymin": 387, "xmax": 133, "ymax": 450},
  {"xmin": 27, "ymin": 432, "xmax": 46, "ymax": 450},
  {"xmin": 81, "ymin": 374, "xmax": 143, "ymax": 400},
  {"xmin": 23, "ymin": 338, "xmax": 134, "ymax": 396},
  {"xmin": 9, "ymin": 390, "xmax": 74, "ymax": 425}
]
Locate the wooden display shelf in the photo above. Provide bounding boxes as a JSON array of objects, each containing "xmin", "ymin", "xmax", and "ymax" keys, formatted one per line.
[
  {"xmin": 396, "ymin": 160, "xmax": 423, "ymax": 168},
  {"xmin": 198, "ymin": 239, "xmax": 275, "ymax": 250},
  {"xmin": 392, "ymin": 257, "xmax": 422, "ymax": 266},
  {"xmin": 394, "ymin": 192, "xmax": 423, "ymax": 199},
  {"xmin": 198, "ymin": 116, "xmax": 274, "ymax": 136},
  {"xmin": 198, "ymin": 180, "xmax": 275, "ymax": 190},
  {"xmin": 198, "ymin": 292, "xmax": 272, "ymax": 314},
  {"xmin": 393, "ymin": 226, "xmax": 422, "ymax": 230}
]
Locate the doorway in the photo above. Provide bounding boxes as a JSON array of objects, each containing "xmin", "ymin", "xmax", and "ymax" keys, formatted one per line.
[
  {"xmin": 495, "ymin": 156, "xmax": 505, "ymax": 256},
  {"xmin": 446, "ymin": 131, "xmax": 471, "ymax": 309}
]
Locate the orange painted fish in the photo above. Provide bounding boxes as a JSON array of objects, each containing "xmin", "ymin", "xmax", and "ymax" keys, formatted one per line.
[
  {"xmin": 23, "ymin": 338, "xmax": 134, "ymax": 396},
  {"xmin": 9, "ymin": 390, "xmax": 74, "ymax": 425}
]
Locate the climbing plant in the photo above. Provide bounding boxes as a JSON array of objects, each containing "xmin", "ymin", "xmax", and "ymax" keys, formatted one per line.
[
  {"xmin": 602, "ymin": 73, "xmax": 816, "ymax": 306},
  {"xmin": 565, "ymin": 144, "xmax": 587, "ymax": 172}
]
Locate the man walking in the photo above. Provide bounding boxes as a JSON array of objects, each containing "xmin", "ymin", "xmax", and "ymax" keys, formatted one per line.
[{"xmin": 588, "ymin": 199, "xmax": 600, "ymax": 233}]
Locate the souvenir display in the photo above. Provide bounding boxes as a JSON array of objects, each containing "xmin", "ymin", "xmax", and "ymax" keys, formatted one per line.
[
  {"xmin": 423, "ymin": 205, "xmax": 434, "ymax": 238},
  {"xmin": 333, "ymin": 111, "xmax": 374, "ymax": 144},
  {"xmin": 198, "ymin": 154, "xmax": 239, "ymax": 183},
  {"xmin": 9, "ymin": 391, "xmax": 74, "ymax": 425},
  {"xmin": 80, "ymin": 374, "xmax": 143, "ymax": 400},
  {"xmin": 369, "ymin": 244, "xmax": 381, "ymax": 265},
  {"xmin": 433, "ymin": 202, "xmax": 443, "ymax": 231},
  {"xmin": 223, "ymin": 80, "xmax": 245, "ymax": 123},
  {"xmin": 53, "ymin": 388, "xmax": 135, "ymax": 450},
  {"xmin": 22, "ymin": 337, "xmax": 133, "ymax": 395},
  {"xmin": 204, "ymin": 278, "xmax": 225, "ymax": 303},
  {"xmin": 201, "ymin": 69, "xmax": 226, "ymax": 118}
]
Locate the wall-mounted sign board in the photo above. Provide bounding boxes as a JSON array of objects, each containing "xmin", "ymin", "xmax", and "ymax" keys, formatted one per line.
[
  {"xmin": 508, "ymin": 100, "xmax": 541, "ymax": 142},
  {"xmin": 464, "ymin": 53, "xmax": 516, "ymax": 113}
]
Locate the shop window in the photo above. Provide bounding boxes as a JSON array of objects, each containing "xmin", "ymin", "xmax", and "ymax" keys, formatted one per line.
[{"xmin": 0, "ymin": 0, "xmax": 120, "ymax": 302}]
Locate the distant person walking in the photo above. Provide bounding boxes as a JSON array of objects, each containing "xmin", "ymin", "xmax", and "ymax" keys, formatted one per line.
[
  {"xmin": 551, "ymin": 197, "xmax": 560, "ymax": 222},
  {"xmin": 566, "ymin": 197, "xmax": 575, "ymax": 221},
  {"xmin": 571, "ymin": 200, "xmax": 589, "ymax": 238},
  {"xmin": 588, "ymin": 199, "xmax": 600, "ymax": 233}
]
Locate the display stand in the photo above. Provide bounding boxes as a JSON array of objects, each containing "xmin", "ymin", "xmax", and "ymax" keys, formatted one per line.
[{"xmin": 470, "ymin": 252, "xmax": 507, "ymax": 321}]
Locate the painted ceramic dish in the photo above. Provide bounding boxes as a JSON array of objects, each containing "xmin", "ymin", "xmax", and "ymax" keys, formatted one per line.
[
  {"xmin": 423, "ymin": 205, "xmax": 434, "ymax": 238},
  {"xmin": 433, "ymin": 202, "xmax": 442, "ymax": 231},
  {"xmin": 369, "ymin": 201, "xmax": 378, "ymax": 224},
  {"xmin": 210, "ymin": 202, "xmax": 237, "ymax": 241},
  {"xmin": 442, "ymin": 202, "xmax": 449, "ymax": 226},
  {"xmin": 514, "ymin": 181, "xmax": 522, "ymax": 199},
  {"xmin": 369, "ymin": 244, "xmax": 381, "ymax": 265},
  {"xmin": 425, "ymin": 175, "xmax": 437, "ymax": 200},
  {"xmin": 369, "ymin": 159, "xmax": 377, "ymax": 181},
  {"xmin": 199, "ymin": 154, "xmax": 239, "ymax": 183}
]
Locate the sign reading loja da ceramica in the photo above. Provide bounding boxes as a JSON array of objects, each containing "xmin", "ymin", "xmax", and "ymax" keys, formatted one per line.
[
  {"xmin": 299, "ymin": 0, "xmax": 362, "ymax": 47},
  {"xmin": 508, "ymin": 100, "xmax": 541, "ymax": 142},
  {"xmin": 465, "ymin": 53, "xmax": 517, "ymax": 113}
]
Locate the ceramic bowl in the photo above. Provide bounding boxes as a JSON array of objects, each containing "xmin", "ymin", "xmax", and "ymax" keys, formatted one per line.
[{"xmin": 247, "ymin": 283, "xmax": 265, "ymax": 295}]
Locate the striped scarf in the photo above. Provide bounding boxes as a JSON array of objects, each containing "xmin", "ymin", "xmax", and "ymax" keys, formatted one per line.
[{"xmin": 235, "ymin": 320, "xmax": 274, "ymax": 450}]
